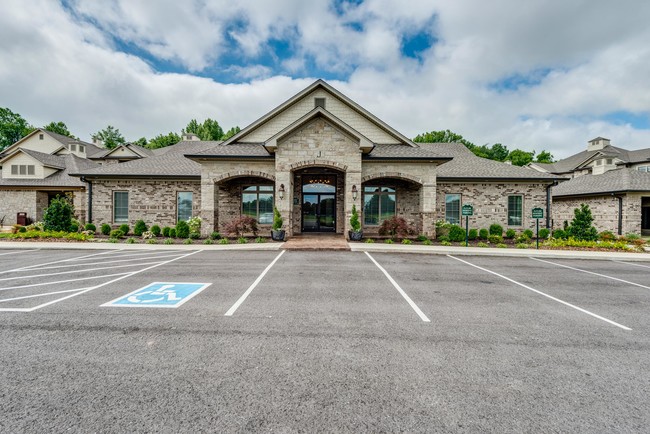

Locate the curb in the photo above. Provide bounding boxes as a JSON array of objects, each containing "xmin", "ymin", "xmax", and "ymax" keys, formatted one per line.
[{"xmin": 0, "ymin": 241, "xmax": 284, "ymax": 251}]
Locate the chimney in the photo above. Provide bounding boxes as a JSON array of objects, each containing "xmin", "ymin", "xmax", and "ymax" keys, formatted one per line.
[
  {"xmin": 93, "ymin": 137, "xmax": 104, "ymax": 147},
  {"xmin": 587, "ymin": 137, "xmax": 610, "ymax": 152},
  {"xmin": 182, "ymin": 132, "xmax": 200, "ymax": 141}
]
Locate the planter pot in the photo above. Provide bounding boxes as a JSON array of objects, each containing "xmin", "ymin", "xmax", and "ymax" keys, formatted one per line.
[
  {"xmin": 271, "ymin": 230, "xmax": 286, "ymax": 241},
  {"xmin": 348, "ymin": 230, "xmax": 363, "ymax": 241}
]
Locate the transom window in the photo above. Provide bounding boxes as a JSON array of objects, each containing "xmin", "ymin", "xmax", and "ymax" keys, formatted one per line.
[
  {"xmin": 113, "ymin": 191, "xmax": 129, "ymax": 223},
  {"xmin": 508, "ymin": 195, "xmax": 523, "ymax": 226},
  {"xmin": 638, "ymin": 166, "xmax": 649, "ymax": 172},
  {"xmin": 363, "ymin": 186, "xmax": 396, "ymax": 226},
  {"xmin": 445, "ymin": 194, "xmax": 461, "ymax": 224},
  {"xmin": 177, "ymin": 191, "xmax": 193, "ymax": 222},
  {"xmin": 242, "ymin": 185, "xmax": 274, "ymax": 224}
]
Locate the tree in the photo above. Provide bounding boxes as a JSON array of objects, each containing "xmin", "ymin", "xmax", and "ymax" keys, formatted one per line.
[
  {"xmin": 507, "ymin": 149, "xmax": 534, "ymax": 166},
  {"xmin": 93, "ymin": 125, "xmax": 125, "ymax": 149},
  {"xmin": 132, "ymin": 137, "xmax": 148, "ymax": 147},
  {"xmin": 146, "ymin": 132, "xmax": 181, "ymax": 149},
  {"xmin": 44, "ymin": 121, "xmax": 74, "ymax": 138},
  {"xmin": 43, "ymin": 195, "xmax": 74, "ymax": 232},
  {"xmin": 413, "ymin": 130, "xmax": 474, "ymax": 147},
  {"xmin": 223, "ymin": 126, "xmax": 241, "ymax": 140},
  {"xmin": 535, "ymin": 150, "xmax": 555, "ymax": 164},
  {"xmin": 566, "ymin": 203, "xmax": 598, "ymax": 241},
  {"xmin": 0, "ymin": 107, "xmax": 33, "ymax": 151},
  {"xmin": 184, "ymin": 118, "xmax": 224, "ymax": 141}
]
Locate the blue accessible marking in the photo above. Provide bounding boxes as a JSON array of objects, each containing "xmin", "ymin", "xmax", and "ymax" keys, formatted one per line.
[{"xmin": 102, "ymin": 282, "xmax": 211, "ymax": 308}]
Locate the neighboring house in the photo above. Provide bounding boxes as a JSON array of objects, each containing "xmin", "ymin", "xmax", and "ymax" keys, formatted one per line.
[
  {"xmin": 73, "ymin": 80, "xmax": 561, "ymax": 238},
  {"xmin": 528, "ymin": 137, "xmax": 650, "ymax": 235},
  {"xmin": 89, "ymin": 143, "xmax": 155, "ymax": 165},
  {"xmin": 0, "ymin": 128, "xmax": 102, "ymax": 224}
]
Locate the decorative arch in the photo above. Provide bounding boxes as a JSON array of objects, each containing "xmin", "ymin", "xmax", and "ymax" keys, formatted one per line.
[
  {"xmin": 361, "ymin": 172, "xmax": 423, "ymax": 185},
  {"xmin": 289, "ymin": 160, "xmax": 348, "ymax": 172},
  {"xmin": 213, "ymin": 170, "xmax": 276, "ymax": 184}
]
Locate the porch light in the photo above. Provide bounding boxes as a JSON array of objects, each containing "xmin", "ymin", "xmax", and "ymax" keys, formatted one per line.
[
  {"xmin": 351, "ymin": 184, "xmax": 358, "ymax": 200},
  {"xmin": 279, "ymin": 184, "xmax": 285, "ymax": 199}
]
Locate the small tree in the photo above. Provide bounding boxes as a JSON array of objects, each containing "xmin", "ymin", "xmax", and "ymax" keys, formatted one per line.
[
  {"xmin": 175, "ymin": 220, "xmax": 190, "ymax": 238},
  {"xmin": 272, "ymin": 207, "xmax": 283, "ymax": 231},
  {"xmin": 133, "ymin": 220, "xmax": 148, "ymax": 236},
  {"xmin": 43, "ymin": 195, "xmax": 74, "ymax": 232},
  {"xmin": 225, "ymin": 216, "xmax": 258, "ymax": 237},
  {"xmin": 378, "ymin": 216, "xmax": 413, "ymax": 240},
  {"xmin": 349, "ymin": 205, "xmax": 361, "ymax": 233},
  {"xmin": 566, "ymin": 203, "xmax": 598, "ymax": 241}
]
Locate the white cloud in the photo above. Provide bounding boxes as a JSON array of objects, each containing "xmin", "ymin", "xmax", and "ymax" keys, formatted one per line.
[{"xmin": 0, "ymin": 0, "xmax": 649, "ymax": 159}]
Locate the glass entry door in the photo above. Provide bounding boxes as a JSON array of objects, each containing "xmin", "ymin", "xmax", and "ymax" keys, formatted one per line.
[{"xmin": 301, "ymin": 175, "xmax": 337, "ymax": 232}]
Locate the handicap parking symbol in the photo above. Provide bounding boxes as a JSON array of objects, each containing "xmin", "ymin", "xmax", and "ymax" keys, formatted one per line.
[{"xmin": 102, "ymin": 282, "xmax": 211, "ymax": 308}]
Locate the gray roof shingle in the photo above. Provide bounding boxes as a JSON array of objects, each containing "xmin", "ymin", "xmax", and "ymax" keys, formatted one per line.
[
  {"xmin": 0, "ymin": 154, "xmax": 99, "ymax": 188},
  {"xmin": 185, "ymin": 142, "xmax": 272, "ymax": 158},
  {"xmin": 20, "ymin": 149, "xmax": 66, "ymax": 169},
  {"xmin": 552, "ymin": 168, "xmax": 650, "ymax": 197}
]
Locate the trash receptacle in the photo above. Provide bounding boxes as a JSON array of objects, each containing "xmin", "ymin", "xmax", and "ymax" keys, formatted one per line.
[{"xmin": 17, "ymin": 212, "xmax": 27, "ymax": 226}]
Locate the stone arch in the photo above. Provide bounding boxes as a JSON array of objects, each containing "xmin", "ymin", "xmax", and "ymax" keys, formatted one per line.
[
  {"xmin": 361, "ymin": 172, "xmax": 423, "ymax": 185},
  {"xmin": 213, "ymin": 170, "xmax": 276, "ymax": 184},
  {"xmin": 289, "ymin": 160, "xmax": 348, "ymax": 172}
]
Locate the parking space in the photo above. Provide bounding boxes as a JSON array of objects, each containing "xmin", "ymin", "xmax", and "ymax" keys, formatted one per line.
[{"xmin": 1, "ymin": 248, "xmax": 649, "ymax": 432}]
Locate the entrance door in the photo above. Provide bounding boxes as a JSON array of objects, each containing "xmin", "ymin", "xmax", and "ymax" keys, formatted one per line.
[{"xmin": 302, "ymin": 193, "xmax": 336, "ymax": 232}]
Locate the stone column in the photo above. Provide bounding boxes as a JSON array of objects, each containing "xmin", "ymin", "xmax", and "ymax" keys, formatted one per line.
[
  {"xmin": 200, "ymin": 180, "xmax": 217, "ymax": 237},
  {"xmin": 419, "ymin": 182, "xmax": 437, "ymax": 237},
  {"xmin": 275, "ymin": 170, "xmax": 292, "ymax": 236},
  {"xmin": 344, "ymin": 170, "xmax": 362, "ymax": 238}
]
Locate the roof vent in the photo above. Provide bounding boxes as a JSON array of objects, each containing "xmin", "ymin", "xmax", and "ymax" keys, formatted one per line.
[
  {"xmin": 315, "ymin": 98, "xmax": 326, "ymax": 109},
  {"xmin": 587, "ymin": 137, "xmax": 610, "ymax": 152}
]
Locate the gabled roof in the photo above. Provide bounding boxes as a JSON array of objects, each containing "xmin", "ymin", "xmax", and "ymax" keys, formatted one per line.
[
  {"xmin": 553, "ymin": 168, "xmax": 650, "ymax": 197},
  {"xmin": 92, "ymin": 143, "xmax": 155, "ymax": 159},
  {"xmin": 363, "ymin": 144, "xmax": 452, "ymax": 162},
  {"xmin": 1, "ymin": 128, "xmax": 100, "ymax": 157},
  {"xmin": 0, "ymin": 148, "xmax": 66, "ymax": 169},
  {"xmin": 220, "ymin": 79, "xmax": 415, "ymax": 147},
  {"xmin": 624, "ymin": 148, "xmax": 650, "ymax": 165},
  {"xmin": 0, "ymin": 153, "xmax": 99, "ymax": 188},
  {"xmin": 531, "ymin": 145, "xmax": 631, "ymax": 174}
]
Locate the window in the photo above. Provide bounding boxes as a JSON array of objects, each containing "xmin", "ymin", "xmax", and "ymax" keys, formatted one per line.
[
  {"xmin": 596, "ymin": 159, "xmax": 602, "ymax": 166},
  {"xmin": 177, "ymin": 191, "xmax": 193, "ymax": 222},
  {"xmin": 508, "ymin": 195, "xmax": 523, "ymax": 226},
  {"xmin": 242, "ymin": 185, "xmax": 274, "ymax": 223},
  {"xmin": 19, "ymin": 165, "xmax": 26, "ymax": 175},
  {"xmin": 79, "ymin": 145, "xmax": 85, "ymax": 153},
  {"xmin": 363, "ymin": 186, "xmax": 396, "ymax": 225},
  {"xmin": 315, "ymin": 98, "xmax": 326, "ymax": 109},
  {"xmin": 445, "ymin": 194, "xmax": 461, "ymax": 224},
  {"xmin": 39, "ymin": 134, "xmax": 44, "ymax": 140},
  {"xmin": 70, "ymin": 144, "xmax": 77, "ymax": 152},
  {"xmin": 606, "ymin": 159, "xmax": 613, "ymax": 165},
  {"xmin": 113, "ymin": 191, "xmax": 128, "ymax": 223},
  {"xmin": 638, "ymin": 166, "xmax": 650, "ymax": 172},
  {"xmin": 27, "ymin": 165, "xmax": 34, "ymax": 175},
  {"xmin": 11, "ymin": 165, "xmax": 17, "ymax": 175}
]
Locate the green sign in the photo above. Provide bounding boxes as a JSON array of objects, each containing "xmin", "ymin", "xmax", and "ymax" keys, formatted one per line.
[
  {"xmin": 461, "ymin": 204, "xmax": 474, "ymax": 216},
  {"xmin": 532, "ymin": 207, "xmax": 544, "ymax": 219}
]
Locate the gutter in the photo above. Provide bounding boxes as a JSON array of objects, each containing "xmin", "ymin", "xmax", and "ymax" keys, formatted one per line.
[{"xmin": 81, "ymin": 176, "xmax": 92, "ymax": 224}]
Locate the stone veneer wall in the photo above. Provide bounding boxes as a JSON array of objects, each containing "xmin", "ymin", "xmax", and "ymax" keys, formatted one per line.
[
  {"xmin": 553, "ymin": 193, "xmax": 647, "ymax": 235},
  {"xmin": 436, "ymin": 182, "xmax": 549, "ymax": 231},
  {"xmin": 0, "ymin": 189, "xmax": 85, "ymax": 225},
  {"xmin": 361, "ymin": 179, "xmax": 422, "ymax": 235},
  {"xmin": 91, "ymin": 179, "xmax": 201, "ymax": 228},
  {"xmin": 216, "ymin": 177, "xmax": 275, "ymax": 235}
]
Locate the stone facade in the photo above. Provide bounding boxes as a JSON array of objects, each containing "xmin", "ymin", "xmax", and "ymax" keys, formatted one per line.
[
  {"xmin": 0, "ymin": 189, "xmax": 85, "ymax": 225},
  {"xmin": 436, "ymin": 182, "xmax": 550, "ymax": 231},
  {"xmin": 91, "ymin": 179, "xmax": 201, "ymax": 228}
]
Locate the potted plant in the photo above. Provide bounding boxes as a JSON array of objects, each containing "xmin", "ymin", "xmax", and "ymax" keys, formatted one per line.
[
  {"xmin": 271, "ymin": 207, "xmax": 285, "ymax": 241},
  {"xmin": 348, "ymin": 204, "xmax": 363, "ymax": 241}
]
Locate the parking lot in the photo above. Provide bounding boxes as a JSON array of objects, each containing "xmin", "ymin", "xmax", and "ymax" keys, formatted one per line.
[{"xmin": 1, "ymin": 247, "xmax": 649, "ymax": 432}]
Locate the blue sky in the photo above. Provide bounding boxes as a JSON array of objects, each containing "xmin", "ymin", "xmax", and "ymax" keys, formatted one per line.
[{"xmin": 1, "ymin": 0, "xmax": 649, "ymax": 158}]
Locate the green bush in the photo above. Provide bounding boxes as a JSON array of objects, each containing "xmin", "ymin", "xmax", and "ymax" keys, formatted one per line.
[
  {"xmin": 203, "ymin": 238, "xmax": 213, "ymax": 245},
  {"xmin": 416, "ymin": 234, "xmax": 428, "ymax": 242},
  {"xmin": 624, "ymin": 233, "xmax": 641, "ymax": 241},
  {"xmin": 43, "ymin": 195, "xmax": 74, "ymax": 232},
  {"xmin": 349, "ymin": 205, "xmax": 361, "ymax": 232},
  {"xmin": 489, "ymin": 224, "xmax": 503, "ymax": 236},
  {"xmin": 85, "ymin": 223, "xmax": 96, "ymax": 232},
  {"xmin": 189, "ymin": 232, "xmax": 200, "ymax": 240},
  {"xmin": 477, "ymin": 242, "xmax": 488, "ymax": 247},
  {"xmin": 365, "ymin": 238, "xmax": 375, "ymax": 243},
  {"xmin": 101, "ymin": 223, "xmax": 111, "ymax": 235},
  {"xmin": 237, "ymin": 237, "xmax": 247, "ymax": 244},
  {"xmin": 109, "ymin": 229, "xmax": 124, "ymax": 239},
  {"xmin": 496, "ymin": 243, "xmax": 507, "ymax": 248},
  {"xmin": 169, "ymin": 228, "xmax": 177, "ymax": 238},
  {"xmin": 384, "ymin": 239, "xmax": 394, "ymax": 244},
  {"xmin": 479, "ymin": 228, "xmax": 489, "ymax": 240},
  {"xmin": 505, "ymin": 228, "xmax": 516, "ymax": 239},
  {"xmin": 488, "ymin": 235, "xmax": 503, "ymax": 244},
  {"xmin": 565, "ymin": 203, "xmax": 598, "ymax": 241},
  {"xmin": 69, "ymin": 224, "xmax": 79, "ymax": 233},
  {"xmin": 401, "ymin": 239, "xmax": 412, "ymax": 244},
  {"xmin": 146, "ymin": 239, "xmax": 156, "ymax": 244},
  {"xmin": 150, "ymin": 225, "xmax": 161, "ymax": 236},
  {"xmin": 133, "ymin": 220, "xmax": 148, "ymax": 236},
  {"xmin": 437, "ymin": 235, "xmax": 450, "ymax": 242},
  {"xmin": 255, "ymin": 236, "xmax": 266, "ymax": 243},
  {"xmin": 515, "ymin": 234, "xmax": 530, "ymax": 243},
  {"xmin": 219, "ymin": 238, "xmax": 229, "ymax": 244},
  {"xmin": 175, "ymin": 220, "xmax": 190, "ymax": 238},
  {"xmin": 423, "ymin": 239, "xmax": 432, "ymax": 245},
  {"xmin": 162, "ymin": 226, "xmax": 171, "ymax": 237},
  {"xmin": 441, "ymin": 240, "xmax": 452, "ymax": 246},
  {"xmin": 516, "ymin": 243, "xmax": 529, "ymax": 249},
  {"xmin": 183, "ymin": 238, "xmax": 193, "ymax": 245},
  {"xmin": 523, "ymin": 229, "xmax": 534, "ymax": 239},
  {"xmin": 538, "ymin": 228, "xmax": 550, "ymax": 239},
  {"xmin": 163, "ymin": 238, "xmax": 174, "ymax": 245},
  {"xmin": 108, "ymin": 238, "xmax": 118, "ymax": 243},
  {"xmin": 210, "ymin": 231, "xmax": 221, "ymax": 240},
  {"xmin": 599, "ymin": 230, "xmax": 615, "ymax": 241},
  {"xmin": 187, "ymin": 216, "xmax": 202, "ymax": 234},
  {"xmin": 448, "ymin": 225, "xmax": 465, "ymax": 242},
  {"xmin": 552, "ymin": 229, "xmax": 567, "ymax": 239},
  {"xmin": 18, "ymin": 226, "xmax": 27, "ymax": 233},
  {"xmin": 468, "ymin": 228, "xmax": 478, "ymax": 241},
  {"xmin": 126, "ymin": 237, "xmax": 135, "ymax": 244},
  {"xmin": 119, "ymin": 224, "xmax": 129, "ymax": 235}
]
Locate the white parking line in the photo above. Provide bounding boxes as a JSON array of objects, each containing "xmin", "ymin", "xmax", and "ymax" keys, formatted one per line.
[
  {"xmin": 225, "ymin": 250, "xmax": 285, "ymax": 316},
  {"xmin": 0, "ymin": 261, "xmax": 165, "ymax": 282},
  {"xmin": 0, "ymin": 287, "xmax": 88, "ymax": 303},
  {"xmin": 0, "ymin": 249, "xmax": 39, "ymax": 256},
  {"xmin": 612, "ymin": 260, "xmax": 650, "ymax": 270},
  {"xmin": 0, "ymin": 272, "xmax": 133, "ymax": 291},
  {"xmin": 0, "ymin": 250, "xmax": 201, "ymax": 312},
  {"xmin": 1, "ymin": 250, "xmax": 115, "ymax": 274},
  {"xmin": 531, "ymin": 257, "xmax": 650, "ymax": 290},
  {"xmin": 19, "ymin": 253, "xmax": 189, "ymax": 271},
  {"xmin": 365, "ymin": 252, "xmax": 430, "ymax": 323},
  {"xmin": 448, "ymin": 255, "xmax": 631, "ymax": 331}
]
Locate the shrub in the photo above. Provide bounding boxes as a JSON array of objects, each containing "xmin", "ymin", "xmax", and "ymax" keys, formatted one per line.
[
  {"xmin": 468, "ymin": 228, "xmax": 478, "ymax": 241},
  {"xmin": 150, "ymin": 225, "xmax": 161, "ymax": 236},
  {"xmin": 255, "ymin": 236, "xmax": 266, "ymax": 243},
  {"xmin": 119, "ymin": 224, "xmax": 130, "ymax": 235},
  {"xmin": 272, "ymin": 207, "xmax": 283, "ymax": 231},
  {"xmin": 210, "ymin": 232, "xmax": 221, "ymax": 240},
  {"xmin": 496, "ymin": 243, "xmax": 507, "ymax": 248},
  {"xmin": 162, "ymin": 226, "xmax": 171, "ymax": 237},
  {"xmin": 516, "ymin": 243, "xmax": 529, "ymax": 249},
  {"xmin": 489, "ymin": 224, "xmax": 503, "ymax": 236},
  {"xmin": 552, "ymin": 229, "xmax": 567, "ymax": 239},
  {"xmin": 437, "ymin": 235, "xmax": 450, "ymax": 242},
  {"xmin": 183, "ymin": 238, "xmax": 193, "ymax": 245},
  {"xmin": 565, "ymin": 203, "xmax": 598, "ymax": 241},
  {"xmin": 441, "ymin": 240, "xmax": 452, "ymax": 246},
  {"xmin": 416, "ymin": 234, "xmax": 428, "ymax": 242},
  {"xmin": 349, "ymin": 205, "xmax": 361, "ymax": 233},
  {"xmin": 101, "ymin": 223, "xmax": 111, "ymax": 236},
  {"xmin": 219, "ymin": 238, "xmax": 229, "ymax": 244},
  {"xmin": 224, "ymin": 216, "xmax": 258, "ymax": 237},
  {"xmin": 43, "ymin": 195, "xmax": 74, "ymax": 232},
  {"xmin": 126, "ymin": 237, "xmax": 135, "ymax": 244},
  {"xmin": 599, "ymin": 230, "xmax": 615, "ymax": 241},
  {"xmin": 133, "ymin": 220, "xmax": 147, "ymax": 236},
  {"xmin": 378, "ymin": 216, "xmax": 413, "ymax": 240},
  {"xmin": 237, "ymin": 237, "xmax": 247, "ymax": 244},
  {"xmin": 435, "ymin": 220, "xmax": 451, "ymax": 238},
  {"xmin": 203, "ymin": 238, "xmax": 213, "ymax": 245},
  {"xmin": 505, "ymin": 229, "xmax": 516, "ymax": 239},
  {"xmin": 187, "ymin": 216, "xmax": 202, "ymax": 234},
  {"xmin": 69, "ymin": 224, "xmax": 79, "ymax": 233},
  {"xmin": 108, "ymin": 238, "xmax": 118, "ymax": 243},
  {"xmin": 146, "ymin": 239, "xmax": 156, "ymax": 244},
  {"xmin": 85, "ymin": 223, "xmax": 96, "ymax": 232},
  {"xmin": 365, "ymin": 238, "xmax": 375, "ymax": 243},
  {"xmin": 401, "ymin": 239, "xmax": 412, "ymax": 244},
  {"xmin": 479, "ymin": 228, "xmax": 489, "ymax": 240},
  {"xmin": 169, "ymin": 228, "xmax": 177, "ymax": 238},
  {"xmin": 109, "ymin": 229, "xmax": 124, "ymax": 239},
  {"xmin": 163, "ymin": 238, "xmax": 174, "ymax": 245},
  {"xmin": 515, "ymin": 234, "xmax": 530, "ymax": 243},
  {"xmin": 523, "ymin": 229, "xmax": 534, "ymax": 239},
  {"xmin": 188, "ymin": 232, "xmax": 200, "ymax": 240},
  {"xmin": 624, "ymin": 233, "xmax": 641, "ymax": 241},
  {"xmin": 538, "ymin": 228, "xmax": 550, "ymax": 239},
  {"xmin": 423, "ymin": 239, "xmax": 432, "ymax": 245},
  {"xmin": 141, "ymin": 231, "xmax": 154, "ymax": 240},
  {"xmin": 544, "ymin": 238, "xmax": 632, "ymax": 251},
  {"xmin": 477, "ymin": 242, "xmax": 488, "ymax": 247},
  {"xmin": 448, "ymin": 224, "xmax": 466, "ymax": 242},
  {"xmin": 175, "ymin": 220, "xmax": 190, "ymax": 238},
  {"xmin": 384, "ymin": 239, "xmax": 394, "ymax": 244},
  {"xmin": 18, "ymin": 226, "xmax": 27, "ymax": 233},
  {"xmin": 488, "ymin": 235, "xmax": 503, "ymax": 244}
]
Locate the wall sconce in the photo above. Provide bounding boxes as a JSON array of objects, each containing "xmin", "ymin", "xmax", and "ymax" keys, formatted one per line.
[
  {"xmin": 351, "ymin": 184, "xmax": 358, "ymax": 201},
  {"xmin": 279, "ymin": 184, "xmax": 285, "ymax": 200}
]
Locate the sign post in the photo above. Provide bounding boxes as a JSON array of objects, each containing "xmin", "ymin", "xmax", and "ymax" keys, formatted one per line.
[
  {"xmin": 532, "ymin": 207, "xmax": 544, "ymax": 249},
  {"xmin": 462, "ymin": 204, "xmax": 474, "ymax": 247}
]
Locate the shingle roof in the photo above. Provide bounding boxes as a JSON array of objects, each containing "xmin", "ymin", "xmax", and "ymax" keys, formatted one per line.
[
  {"xmin": 552, "ymin": 168, "xmax": 650, "ymax": 197},
  {"xmin": 625, "ymin": 148, "xmax": 650, "ymax": 164},
  {"xmin": 0, "ymin": 154, "xmax": 99, "ymax": 188},
  {"xmin": 92, "ymin": 143, "xmax": 155, "ymax": 159},
  {"xmin": 422, "ymin": 143, "xmax": 563, "ymax": 180},
  {"xmin": 534, "ymin": 145, "xmax": 631, "ymax": 173},
  {"xmin": 186, "ymin": 143, "xmax": 273, "ymax": 158},
  {"xmin": 19, "ymin": 149, "xmax": 66, "ymax": 169},
  {"xmin": 363, "ymin": 144, "xmax": 452, "ymax": 160}
]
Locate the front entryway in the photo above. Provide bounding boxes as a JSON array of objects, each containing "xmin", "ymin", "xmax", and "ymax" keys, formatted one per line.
[{"xmin": 301, "ymin": 175, "xmax": 336, "ymax": 232}]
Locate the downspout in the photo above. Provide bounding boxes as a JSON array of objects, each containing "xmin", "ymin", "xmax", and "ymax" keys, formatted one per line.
[
  {"xmin": 546, "ymin": 182, "xmax": 556, "ymax": 229},
  {"xmin": 613, "ymin": 194, "xmax": 623, "ymax": 235},
  {"xmin": 82, "ymin": 176, "xmax": 92, "ymax": 224}
]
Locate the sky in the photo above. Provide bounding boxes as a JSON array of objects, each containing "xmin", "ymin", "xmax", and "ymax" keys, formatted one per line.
[{"xmin": 1, "ymin": 0, "xmax": 649, "ymax": 159}]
